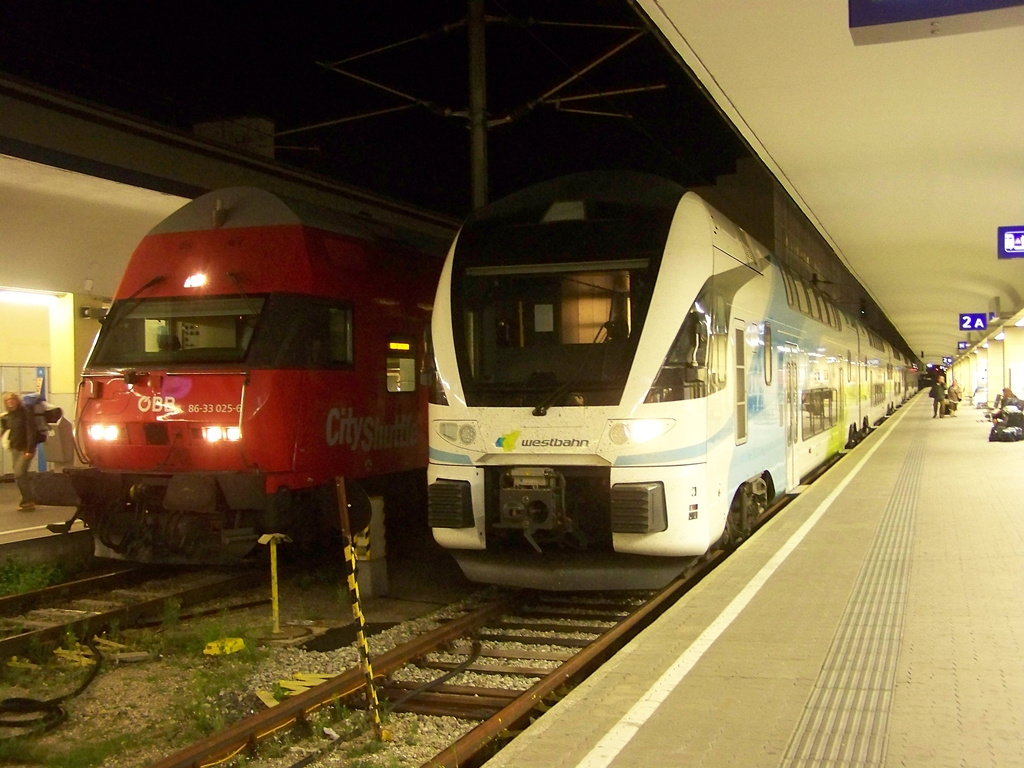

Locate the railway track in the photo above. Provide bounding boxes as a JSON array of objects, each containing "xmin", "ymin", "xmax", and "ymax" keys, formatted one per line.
[
  {"xmin": 147, "ymin": 553, "xmax": 733, "ymax": 768},
  {"xmin": 136, "ymin": 489, "xmax": 802, "ymax": 765},
  {"xmin": 1, "ymin": 480, "xmax": 804, "ymax": 766},
  {"xmin": 0, "ymin": 567, "xmax": 267, "ymax": 661},
  {"xmin": 141, "ymin": 487, "xmax": 804, "ymax": 768}
]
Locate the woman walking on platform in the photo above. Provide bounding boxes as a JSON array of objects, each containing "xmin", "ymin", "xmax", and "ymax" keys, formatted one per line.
[
  {"xmin": 1, "ymin": 391, "xmax": 39, "ymax": 510},
  {"xmin": 929, "ymin": 375, "xmax": 946, "ymax": 418}
]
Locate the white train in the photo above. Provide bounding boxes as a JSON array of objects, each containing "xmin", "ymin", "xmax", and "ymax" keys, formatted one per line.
[{"xmin": 426, "ymin": 172, "xmax": 914, "ymax": 590}]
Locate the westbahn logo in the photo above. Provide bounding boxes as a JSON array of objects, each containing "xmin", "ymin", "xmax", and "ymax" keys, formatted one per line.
[
  {"xmin": 495, "ymin": 431, "xmax": 521, "ymax": 452},
  {"xmin": 495, "ymin": 431, "xmax": 589, "ymax": 450}
]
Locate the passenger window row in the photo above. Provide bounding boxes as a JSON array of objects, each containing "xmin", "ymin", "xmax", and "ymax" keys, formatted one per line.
[
  {"xmin": 866, "ymin": 329, "xmax": 886, "ymax": 352},
  {"xmin": 779, "ymin": 269, "xmax": 843, "ymax": 331}
]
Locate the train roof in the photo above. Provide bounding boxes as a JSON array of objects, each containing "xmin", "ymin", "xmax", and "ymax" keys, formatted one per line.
[
  {"xmin": 114, "ymin": 186, "xmax": 446, "ymax": 301},
  {"xmin": 463, "ymin": 171, "xmax": 687, "ymax": 227},
  {"xmin": 150, "ymin": 187, "xmax": 455, "ymax": 256}
]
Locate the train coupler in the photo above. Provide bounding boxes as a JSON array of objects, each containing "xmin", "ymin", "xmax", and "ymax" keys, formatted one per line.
[{"xmin": 497, "ymin": 467, "xmax": 572, "ymax": 553}]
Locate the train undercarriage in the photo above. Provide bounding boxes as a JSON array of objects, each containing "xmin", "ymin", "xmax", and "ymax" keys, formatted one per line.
[{"xmin": 66, "ymin": 469, "xmax": 341, "ymax": 564}]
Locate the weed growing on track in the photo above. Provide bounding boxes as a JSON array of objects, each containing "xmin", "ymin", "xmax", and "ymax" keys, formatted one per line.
[
  {"xmin": 0, "ymin": 557, "xmax": 64, "ymax": 596},
  {"xmin": 0, "ymin": 733, "xmax": 136, "ymax": 768},
  {"xmin": 1, "ymin": 607, "xmax": 273, "ymax": 766}
]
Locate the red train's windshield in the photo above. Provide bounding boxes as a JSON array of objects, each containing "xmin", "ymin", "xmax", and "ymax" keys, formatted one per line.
[
  {"xmin": 89, "ymin": 293, "xmax": 356, "ymax": 370},
  {"xmin": 90, "ymin": 296, "xmax": 264, "ymax": 366}
]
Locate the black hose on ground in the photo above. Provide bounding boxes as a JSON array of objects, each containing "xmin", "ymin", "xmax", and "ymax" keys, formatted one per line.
[{"xmin": 0, "ymin": 636, "xmax": 104, "ymax": 738}]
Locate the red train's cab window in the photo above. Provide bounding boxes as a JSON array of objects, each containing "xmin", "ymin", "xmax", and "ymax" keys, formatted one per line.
[
  {"xmin": 327, "ymin": 306, "xmax": 353, "ymax": 364},
  {"xmin": 386, "ymin": 338, "xmax": 416, "ymax": 393}
]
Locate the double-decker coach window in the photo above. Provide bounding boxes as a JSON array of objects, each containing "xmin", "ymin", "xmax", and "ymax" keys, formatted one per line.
[
  {"xmin": 779, "ymin": 267, "xmax": 842, "ymax": 330},
  {"xmin": 802, "ymin": 387, "xmax": 837, "ymax": 439}
]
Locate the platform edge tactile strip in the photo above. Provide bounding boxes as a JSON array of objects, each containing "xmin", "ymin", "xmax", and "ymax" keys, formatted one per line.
[{"xmin": 780, "ymin": 435, "xmax": 923, "ymax": 768}]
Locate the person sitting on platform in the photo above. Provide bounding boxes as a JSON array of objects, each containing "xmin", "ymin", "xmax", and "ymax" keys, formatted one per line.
[{"xmin": 991, "ymin": 388, "xmax": 1023, "ymax": 427}]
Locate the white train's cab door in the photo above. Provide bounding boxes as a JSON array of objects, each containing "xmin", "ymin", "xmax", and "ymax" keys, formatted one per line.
[{"xmin": 784, "ymin": 357, "xmax": 799, "ymax": 490}]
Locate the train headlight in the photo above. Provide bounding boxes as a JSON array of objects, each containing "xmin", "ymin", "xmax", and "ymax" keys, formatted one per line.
[
  {"xmin": 605, "ymin": 419, "xmax": 674, "ymax": 447},
  {"xmin": 86, "ymin": 423, "xmax": 123, "ymax": 441},
  {"xmin": 435, "ymin": 420, "xmax": 480, "ymax": 449},
  {"xmin": 202, "ymin": 426, "xmax": 242, "ymax": 442}
]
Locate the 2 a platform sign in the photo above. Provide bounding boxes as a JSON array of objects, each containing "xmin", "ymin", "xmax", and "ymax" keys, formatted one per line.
[{"xmin": 959, "ymin": 313, "xmax": 987, "ymax": 331}]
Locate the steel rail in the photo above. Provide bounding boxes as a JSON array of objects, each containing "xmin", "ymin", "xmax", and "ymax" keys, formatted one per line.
[
  {"xmin": 0, "ymin": 566, "xmax": 143, "ymax": 616},
  {"xmin": 147, "ymin": 593, "xmax": 520, "ymax": 768},
  {"xmin": 0, "ymin": 571, "xmax": 260, "ymax": 660},
  {"xmin": 421, "ymin": 555, "xmax": 725, "ymax": 768},
  {"xmin": 421, "ymin": 489, "xmax": 798, "ymax": 766},
  {"xmin": 146, "ymin": 483, "xmax": 801, "ymax": 768}
]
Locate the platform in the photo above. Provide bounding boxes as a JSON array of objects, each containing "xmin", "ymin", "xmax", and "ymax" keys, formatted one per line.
[
  {"xmin": 0, "ymin": 477, "xmax": 88, "ymax": 565},
  {"xmin": 486, "ymin": 393, "xmax": 1023, "ymax": 768}
]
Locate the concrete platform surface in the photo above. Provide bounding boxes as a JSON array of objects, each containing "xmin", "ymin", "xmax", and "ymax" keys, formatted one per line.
[{"xmin": 484, "ymin": 394, "xmax": 1024, "ymax": 768}]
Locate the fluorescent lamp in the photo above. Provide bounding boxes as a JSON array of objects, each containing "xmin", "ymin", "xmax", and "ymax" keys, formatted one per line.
[{"xmin": 0, "ymin": 290, "xmax": 57, "ymax": 306}]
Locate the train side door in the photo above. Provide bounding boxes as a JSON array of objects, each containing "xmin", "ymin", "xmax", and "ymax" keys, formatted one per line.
[
  {"xmin": 784, "ymin": 354, "xmax": 799, "ymax": 490},
  {"xmin": 734, "ymin": 321, "xmax": 748, "ymax": 445}
]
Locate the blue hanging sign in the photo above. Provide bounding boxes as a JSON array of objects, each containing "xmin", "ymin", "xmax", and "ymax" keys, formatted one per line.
[
  {"xmin": 959, "ymin": 313, "xmax": 987, "ymax": 331},
  {"xmin": 957, "ymin": 341, "xmax": 969, "ymax": 350},
  {"xmin": 998, "ymin": 225, "xmax": 1024, "ymax": 258},
  {"xmin": 849, "ymin": 0, "xmax": 1024, "ymax": 45}
]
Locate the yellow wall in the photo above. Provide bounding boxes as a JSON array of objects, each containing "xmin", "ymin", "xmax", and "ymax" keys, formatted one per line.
[
  {"xmin": 0, "ymin": 294, "xmax": 81, "ymax": 422},
  {"xmin": 49, "ymin": 294, "xmax": 76, "ymax": 396},
  {"xmin": 0, "ymin": 301, "xmax": 50, "ymax": 364}
]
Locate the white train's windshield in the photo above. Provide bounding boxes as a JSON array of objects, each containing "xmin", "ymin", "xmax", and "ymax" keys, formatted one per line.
[
  {"xmin": 457, "ymin": 260, "xmax": 649, "ymax": 408},
  {"xmin": 449, "ymin": 172, "xmax": 683, "ymax": 408}
]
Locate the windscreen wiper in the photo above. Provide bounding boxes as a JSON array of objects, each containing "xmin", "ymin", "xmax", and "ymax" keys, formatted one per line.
[
  {"xmin": 531, "ymin": 320, "xmax": 620, "ymax": 416},
  {"xmin": 103, "ymin": 275, "xmax": 166, "ymax": 325}
]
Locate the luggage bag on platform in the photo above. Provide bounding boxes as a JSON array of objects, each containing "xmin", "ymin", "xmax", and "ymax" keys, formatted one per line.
[{"xmin": 989, "ymin": 425, "xmax": 1024, "ymax": 442}]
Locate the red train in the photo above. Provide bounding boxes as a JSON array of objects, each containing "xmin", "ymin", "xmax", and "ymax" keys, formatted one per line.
[{"xmin": 69, "ymin": 187, "xmax": 451, "ymax": 563}]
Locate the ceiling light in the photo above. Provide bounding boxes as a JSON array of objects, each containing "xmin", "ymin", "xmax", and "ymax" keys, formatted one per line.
[{"xmin": 0, "ymin": 289, "xmax": 58, "ymax": 306}]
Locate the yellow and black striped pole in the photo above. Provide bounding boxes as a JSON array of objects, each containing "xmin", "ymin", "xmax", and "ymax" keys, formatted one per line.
[{"xmin": 335, "ymin": 478, "xmax": 388, "ymax": 741}]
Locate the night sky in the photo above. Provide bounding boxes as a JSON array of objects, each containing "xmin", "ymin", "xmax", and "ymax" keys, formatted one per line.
[{"xmin": 0, "ymin": 1, "xmax": 750, "ymax": 217}]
